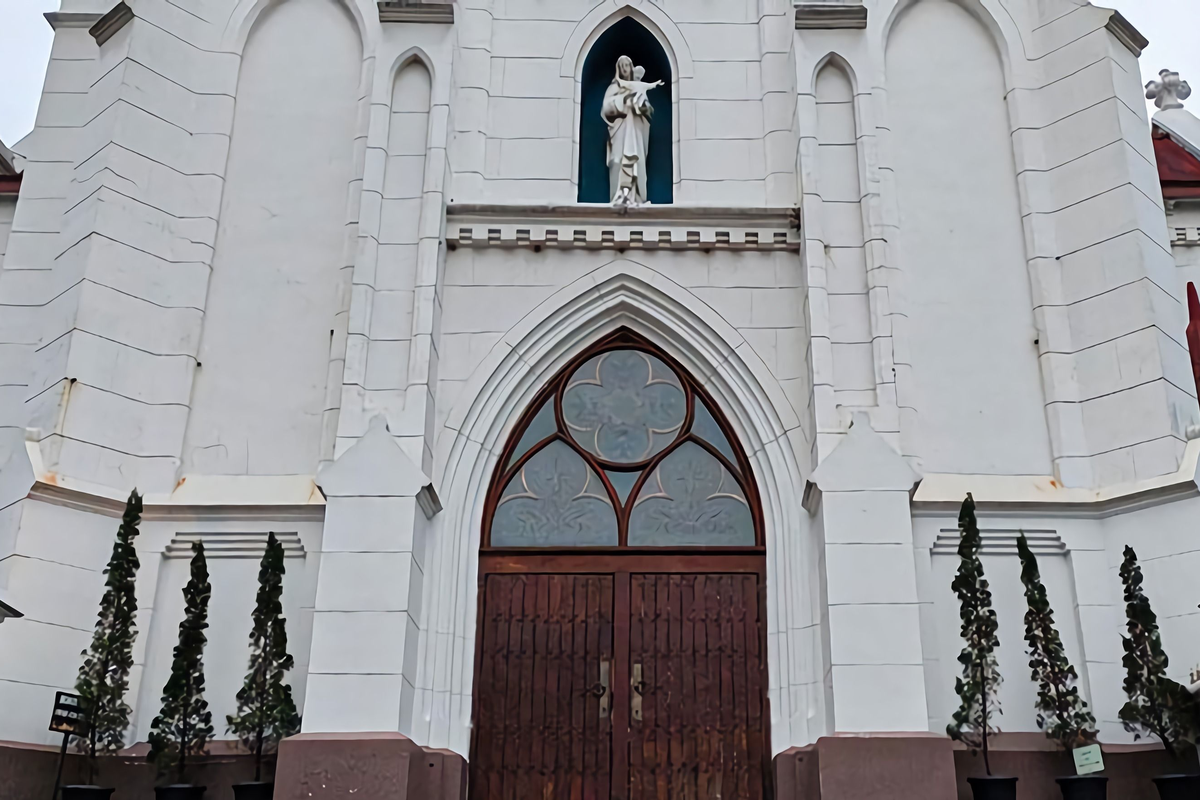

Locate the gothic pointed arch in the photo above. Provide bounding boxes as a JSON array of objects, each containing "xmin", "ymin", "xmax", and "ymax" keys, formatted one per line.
[
  {"xmin": 483, "ymin": 328, "xmax": 762, "ymax": 549},
  {"xmin": 577, "ymin": 18, "xmax": 674, "ymax": 204}
]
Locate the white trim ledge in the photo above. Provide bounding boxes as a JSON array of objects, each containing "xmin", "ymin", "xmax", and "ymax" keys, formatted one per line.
[
  {"xmin": 21, "ymin": 438, "xmax": 324, "ymax": 520},
  {"xmin": 912, "ymin": 439, "xmax": 1200, "ymax": 517},
  {"xmin": 446, "ymin": 204, "xmax": 802, "ymax": 252},
  {"xmin": 44, "ymin": 11, "xmax": 104, "ymax": 29}
]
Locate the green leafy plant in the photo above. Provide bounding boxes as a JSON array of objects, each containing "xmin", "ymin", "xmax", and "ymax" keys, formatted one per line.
[
  {"xmin": 946, "ymin": 494, "xmax": 1002, "ymax": 775},
  {"xmin": 1016, "ymin": 533, "xmax": 1097, "ymax": 750},
  {"xmin": 1118, "ymin": 545, "xmax": 1200, "ymax": 756},
  {"xmin": 147, "ymin": 541, "xmax": 214, "ymax": 784},
  {"xmin": 227, "ymin": 532, "xmax": 301, "ymax": 782},
  {"xmin": 74, "ymin": 489, "xmax": 143, "ymax": 784}
]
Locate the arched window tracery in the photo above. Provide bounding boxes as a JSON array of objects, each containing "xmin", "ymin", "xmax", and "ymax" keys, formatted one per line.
[{"xmin": 484, "ymin": 331, "xmax": 762, "ymax": 549}]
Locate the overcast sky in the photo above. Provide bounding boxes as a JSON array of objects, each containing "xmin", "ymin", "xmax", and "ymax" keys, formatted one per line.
[{"xmin": 0, "ymin": 0, "xmax": 1195, "ymax": 146}]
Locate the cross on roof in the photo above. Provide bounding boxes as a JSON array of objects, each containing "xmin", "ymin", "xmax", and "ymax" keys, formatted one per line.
[{"xmin": 1147, "ymin": 69, "xmax": 1192, "ymax": 111}]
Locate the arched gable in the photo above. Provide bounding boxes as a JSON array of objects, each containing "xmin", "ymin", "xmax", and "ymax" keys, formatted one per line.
[
  {"xmin": 560, "ymin": 2, "xmax": 693, "ymax": 80},
  {"xmin": 220, "ymin": 0, "xmax": 376, "ymax": 55},
  {"xmin": 411, "ymin": 261, "xmax": 824, "ymax": 755}
]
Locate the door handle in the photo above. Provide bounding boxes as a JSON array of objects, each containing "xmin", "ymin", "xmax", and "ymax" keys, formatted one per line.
[
  {"xmin": 631, "ymin": 662, "xmax": 643, "ymax": 722},
  {"xmin": 599, "ymin": 659, "xmax": 611, "ymax": 718}
]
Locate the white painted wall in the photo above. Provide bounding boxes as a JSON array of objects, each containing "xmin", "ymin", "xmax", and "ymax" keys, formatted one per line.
[
  {"xmin": 924, "ymin": 534, "xmax": 1088, "ymax": 736},
  {"xmin": 887, "ymin": 0, "xmax": 1054, "ymax": 476},
  {"xmin": 132, "ymin": 535, "xmax": 318, "ymax": 743},
  {"xmin": 814, "ymin": 63, "xmax": 874, "ymax": 411},
  {"xmin": 0, "ymin": 493, "xmax": 322, "ymax": 747},
  {"xmin": 0, "ymin": 196, "xmax": 13, "ymax": 271},
  {"xmin": 182, "ymin": 0, "xmax": 363, "ymax": 476}
]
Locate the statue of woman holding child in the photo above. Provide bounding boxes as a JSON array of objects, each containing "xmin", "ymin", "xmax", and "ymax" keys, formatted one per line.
[{"xmin": 601, "ymin": 55, "xmax": 662, "ymax": 206}]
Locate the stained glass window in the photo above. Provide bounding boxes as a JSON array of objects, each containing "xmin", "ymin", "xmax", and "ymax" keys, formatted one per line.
[{"xmin": 484, "ymin": 331, "xmax": 762, "ymax": 549}]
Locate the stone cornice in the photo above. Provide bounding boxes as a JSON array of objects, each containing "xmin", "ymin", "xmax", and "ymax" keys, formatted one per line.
[
  {"xmin": 794, "ymin": 3, "xmax": 867, "ymax": 30},
  {"xmin": 90, "ymin": 1, "xmax": 133, "ymax": 45},
  {"xmin": 446, "ymin": 204, "xmax": 802, "ymax": 252},
  {"xmin": 1106, "ymin": 10, "xmax": 1148, "ymax": 57},
  {"xmin": 28, "ymin": 481, "xmax": 327, "ymax": 521},
  {"xmin": 378, "ymin": 0, "xmax": 454, "ymax": 24},
  {"xmin": 911, "ymin": 439, "xmax": 1200, "ymax": 518},
  {"xmin": 165, "ymin": 530, "xmax": 306, "ymax": 559},
  {"xmin": 43, "ymin": 11, "xmax": 104, "ymax": 29}
]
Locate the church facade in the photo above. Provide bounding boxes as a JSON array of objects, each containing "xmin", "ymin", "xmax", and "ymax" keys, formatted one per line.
[{"xmin": 2, "ymin": 0, "xmax": 1200, "ymax": 795}]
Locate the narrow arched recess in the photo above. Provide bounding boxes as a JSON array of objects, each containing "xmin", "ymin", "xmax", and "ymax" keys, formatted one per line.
[{"xmin": 578, "ymin": 18, "xmax": 673, "ymax": 204}]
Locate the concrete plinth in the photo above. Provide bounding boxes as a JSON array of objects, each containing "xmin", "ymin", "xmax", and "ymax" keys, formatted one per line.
[
  {"xmin": 274, "ymin": 732, "xmax": 466, "ymax": 800},
  {"xmin": 774, "ymin": 736, "xmax": 958, "ymax": 800}
]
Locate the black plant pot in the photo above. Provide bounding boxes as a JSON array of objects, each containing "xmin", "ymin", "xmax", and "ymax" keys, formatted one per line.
[
  {"xmin": 968, "ymin": 776, "xmax": 1019, "ymax": 800},
  {"xmin": 1057, "ymin": 775, "xmax": 1108, "ymax": 800},
  {"xmin": 232, "ymin": 782, "xmax": 275, "ymax": 800},
  {"xmin": 1153, "ymin": 774, "xmax": 1200, "ymax": 800},
  {"xmin": 61, "ymin": 787, "xmax": 115, "ymax": 800},
  {"xmin": 154, "ymin": 785, "xmax": 207, "ymax": 800}
]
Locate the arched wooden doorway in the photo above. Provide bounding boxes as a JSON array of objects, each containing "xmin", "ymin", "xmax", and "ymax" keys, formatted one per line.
[{"xmin": 470, "ymin": 329, "xmax": 771, "ymax": 799}]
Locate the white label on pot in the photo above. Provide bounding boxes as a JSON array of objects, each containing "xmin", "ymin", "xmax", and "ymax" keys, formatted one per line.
[{"xmin": 1073, "ymin": 744, "xmax": 1104, "ymax": 775}]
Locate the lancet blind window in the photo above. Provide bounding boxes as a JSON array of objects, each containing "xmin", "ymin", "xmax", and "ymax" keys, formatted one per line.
[{"xmin": 484, "ymin": 331, "xmax": 763, "ymax": 549}]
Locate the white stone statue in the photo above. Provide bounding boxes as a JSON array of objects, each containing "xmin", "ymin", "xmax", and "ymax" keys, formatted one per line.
[
  {"xmin": 603, "ymin": 55, "xmax": 662, "ymax": 207},
  {"xmin": 1146, "ymin": 69, "xmax": 1191, "ymax": 111}
]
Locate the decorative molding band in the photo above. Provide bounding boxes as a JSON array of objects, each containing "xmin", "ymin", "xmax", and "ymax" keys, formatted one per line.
[
  {"xmin": 90, "ymin": 2, "xmax": 133, "ymax": 45},
  {"xmin": 44, "ymin": 11, "xmax": 104, "ymax": 29},
  {"xmin": 165, "ymin": 531, "xmax": 306, "ymax": 559},
  {"xmin": 912, "ymin": 439, "xmax": 1200, "ymax": 518},
  {"xmin": 931, "ymin": 528, "xmax": 1064, "ymax": 556},
  {"xmin": 1172, "ymin": 227, "xmax": 1200, "ymax": 246},
  {"xmin": 446, "ymin": 204, "xmax": 802, "ymax": 253},
  {"xmin": 795, "ymin": 3, "xmax": 867, "ymax": 30},
  {"xmin": 27, "ymin": 481, "xmax": 326, "ymax": 522},
  {"xmin": 1106, "ymin": 10, "xmax": 1148, "ymax": 57},
  {"xmin": 378, "ymin": 0, "xmax": 454, "ymax": 23}
]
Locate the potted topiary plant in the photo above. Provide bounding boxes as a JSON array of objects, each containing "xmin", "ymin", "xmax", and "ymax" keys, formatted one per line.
[
  {"xmin": 947, "ymin": 495, "xmax": 1014, "ymax": 800},
  {"xmin": 227, "ymin": 532, "xmax": 301, "ymax": 800},
  {"xmin": 1016, "ymin": 533, "xmax": 1101, "ymax": 800},
  {"xmin": 147, "ymin": 541, "xmax": 214, "ymax": 800},
  {"xmin": 65, "ymin": 489, "xmax": 144, "ymax": 800},
  {"xmin": 1117, "ymin": 546, "xmax": 1200, "ymax": 800}
]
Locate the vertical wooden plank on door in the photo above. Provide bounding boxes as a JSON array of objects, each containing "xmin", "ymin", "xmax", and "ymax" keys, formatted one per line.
[
  {"xmin": 530, "ymin": 576, "xmax": 549, "ymax": 799},
  {"xmin": 694, "ymin": 574, "xmax": 712, "ymax": 800},
  {"xmin": 612, "ymin": 572, "xmax": 631, "ymax": 800},
  {"xmin": 657, "ymin": 578, "xmax": 667, "ymax": 800},
  {"xmin": 584, "ymin": 577, "xmax": 600, "ymax": 800},
  {"xmin": 628, "ymin": 574, "xmax": 644, "ymax": 800},
  {"xmin": 742, "ymin": 574, "xmax": 767, "ymax": 799},
  {"xmin": 518, "ymin": 579, "xmax": 537, "ymax": 800},
  {"xmin": 503, "ymin": 576, "xmax": 525, "ymax": 799},
  {"xmin": 599, "ymin": 574, "xmax": 615, "ymax": 800},
  {"xmin": 679, "ymin": 575, "xmax": 697, "ymax": 800},
  {"xmin": 730, "ymin": 574, "xmax": 750, "ymax": 799}
]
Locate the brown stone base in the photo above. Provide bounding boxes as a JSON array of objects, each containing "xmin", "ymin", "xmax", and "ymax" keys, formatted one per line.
[
  {"xmin": 773, "ymin": 733, "xmax": 1197, "ymax": 800},
  {"xmin": 0, "ymin": 739, "xmax": 261, "ymax": 800},
  {"xmin": 953, "ymin": 733, "xmax": 1197, "ymax": 800},
  {"xmin": 774, "ymin": 735, "xmax": 958, "ymax": 800},
  {"xmin": 274, "ymin": 732, "xmax": 466, "ymax": 800}
]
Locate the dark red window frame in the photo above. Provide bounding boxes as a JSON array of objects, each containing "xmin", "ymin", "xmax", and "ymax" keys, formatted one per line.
[{"xmin": 480, "ymin": 328, "xmax": 765, "ymax": 552}]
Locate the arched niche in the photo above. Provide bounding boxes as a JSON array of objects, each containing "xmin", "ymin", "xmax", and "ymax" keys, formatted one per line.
[{"xmin": 578, "ymin": 17, "xmax": 673, "ymax": 204}]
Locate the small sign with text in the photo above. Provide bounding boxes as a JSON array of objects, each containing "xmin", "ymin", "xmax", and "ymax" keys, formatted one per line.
[{"xmin": 1073, "ymin": 744, "xmax": 1104, "ymax": 776}]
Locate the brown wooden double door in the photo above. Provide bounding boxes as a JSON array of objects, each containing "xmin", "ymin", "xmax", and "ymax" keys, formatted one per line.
[{"xmin": 470, "ymin": 567, "xmax": 769, "ymax": 800}]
